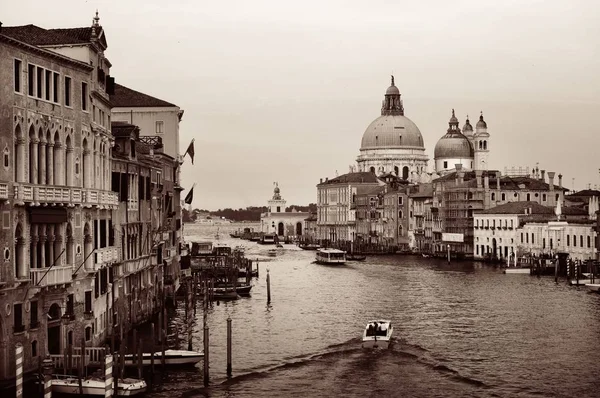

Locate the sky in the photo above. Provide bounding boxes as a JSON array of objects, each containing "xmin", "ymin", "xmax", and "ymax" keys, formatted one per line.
[{"xmin": 3, "ymin": 0, "xmax": 600, "ymax": 210}]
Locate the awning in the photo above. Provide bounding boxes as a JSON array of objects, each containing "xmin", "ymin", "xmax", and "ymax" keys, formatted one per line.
[{"xmin": 28, "ymin": 208, "xmax": 68, "ymax": 224}]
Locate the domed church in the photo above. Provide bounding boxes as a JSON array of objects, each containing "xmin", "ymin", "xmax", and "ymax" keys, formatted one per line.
[
  {"xmin": 356, "ymin": 76, "xmax": 429, "ymax": 182},
  {"xmin": 433, "ymin": 110, "xmax": 490, "ymax": 175}
]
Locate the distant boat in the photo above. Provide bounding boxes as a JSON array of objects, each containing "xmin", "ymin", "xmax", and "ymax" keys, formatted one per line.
[
  {"xmin": 268, "ymin": 249, "xmax": 277, "ymax": 257},
  {"xmin": 347, "ymin": 253, "xmax": 366, "ymax": 262},
  {"xmin": 315, "ymin": 248, "xmax": 346, "ymax": 265},
  {"xmin": 362, "ymin": 320, "xmax": 393, "ymax": 349},
  {"xmin": 299, "ymin": 243, "xmax": 320, "ymax": 250}
]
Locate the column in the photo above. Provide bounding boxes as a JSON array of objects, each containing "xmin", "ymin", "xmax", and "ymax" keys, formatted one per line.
[
  {"xmin": 83, "ymin": 149, "xmax": 90, "ymax": 188},
  {"xmin": 84, "ymin": 234, "xmax": 93, "ymax": 270},
  {"xmin": 54, "ymin": 143, "xmax": 63, "ymax": 186},
  {"xmin": 54, "ymin": 227, "xmax": 63, "ymax": 267},
  {"xmin": 30, "ymin": 138, "xmax": 39, "ymax": 184},
  {"xmin": 39, "ymin": 140, "xmax": 46, "ymax": 185},
  {"xmin": 47, "ymin": 142, "xmax": 54, "ymax": 185},
  {"xmin": 48, "ymin": 225, "xmax": 55, "ymax": 267},
  {"xmin": 16, "ymin": 137, "xmax": 26, "ymax": 183},
  {"xmin": 30, "ymin": 225, "xmax": 38, "ymax": 269},
  {"xmin": 39, "ymin": 235, "xmax": 46, "ymax": 269},
  {"xmin": 16, "ymin": 236, "xmax": 27, "ymax": 279},
  {"xmin": 66, "ymin": 147, "xmax": 73, "ymax": 186}
]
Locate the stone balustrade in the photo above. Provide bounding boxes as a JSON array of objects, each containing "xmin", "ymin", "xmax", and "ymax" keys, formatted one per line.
[
  {"xmin": 13, "ymin": 183, "xmax": 118, "ymax": 207},
  {"xmin": 30, "ymin": 265, "xmax": 72, "ymax": 287},
  {"xmin": 0, "ymin": 182, "xmax": 8, "ymax": 200}
]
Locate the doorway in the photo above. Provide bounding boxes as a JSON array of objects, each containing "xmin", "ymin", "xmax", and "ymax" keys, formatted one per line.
[{"xmin": 278, "ymin": 222, "xmax": 284, "ymax": 236}]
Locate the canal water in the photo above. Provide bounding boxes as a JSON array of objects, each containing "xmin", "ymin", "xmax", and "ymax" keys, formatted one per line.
[{"xmin": 147, "ymin": 223, "xmax": 600, "ymax": 397}]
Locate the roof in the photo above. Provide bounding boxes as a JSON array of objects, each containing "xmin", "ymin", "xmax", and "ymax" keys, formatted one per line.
[
  {"xmin": 2, "ymin": 24, "xmax": 103, "ymax": 46},
  {"xmin": 110, "ymin": 83, "xmax": 178, "ymax": 108},
  {"xmin": 477, "ymin": 201, "xmax": 587, "ymax": 216},
  {"xmin": 410, "ymin": 183, "xmax": 433, "ymax": 198},
  {"xmin": 318, "ymin": 172, "xmax": 382, "ymax": 186},
  {"xmin": 434, "ymin": 171, "xmax": 568, "ymax": 191},
  {"xmin": 568, "ymin": 189, "xmax": 600, "ymax": 198},
  {"xmin": 363, "ymin": 186, "xmax": 386, "ymax": 196},
  {"xmin": 361, "ymin": 115, "xmax": 425, "ymax": 150}
]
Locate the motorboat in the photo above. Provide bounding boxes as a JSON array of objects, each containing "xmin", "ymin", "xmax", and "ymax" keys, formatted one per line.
[
  {"xmin": 214, "ymin": 284, "xmax": 253, "ymax": 296},
  {"xmin": 191, "ymin": 241, "xmax": 213, "ymax": 256},
  {"xmin": 585, "ymin": 284, "xmax": 600, "ymax": 292},
  {"xmin": 213, "ymin": 244, "xmax": 232, "ymax": 256},
  {"xmin": 315, "ymin": 248, "xmax": 346, "ymax": 265},
  {"xmin": 49, "ymin": 375, "xmax": 146, "ymax": 396},
  {"xmin": 276, "ymin": 243, "xmax": 284, "ymax": 248},
  {"xmin": 347, "ymin": 253, "xmax": 366, "ymax": 262},
  {"xmin": 503, "ymin": 267, "xmax": 531, "ymax": 274},
  {"xmin": 259, "ymin": 234, "xmax": 277, "ymax": 245},
  {"xmin": 362, "ymin": 320, "xmax": 393, "ymax": 349},
  {"xmin": 123, "ymin": 349, "xmax": 204, "ymax": 367},
  {"xmin": 299, "ymin": 243, "xmax": 320, "ymax": 250},
  {"xmin": 268, "ymin": 249, "xmax": 277, "ymax": 257}
]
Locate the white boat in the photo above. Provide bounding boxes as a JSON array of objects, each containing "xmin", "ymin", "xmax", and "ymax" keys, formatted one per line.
[
  {"xmin": 503, "ymin": 267, "xmax": 530, "ymax": 274},
  {"xmin": 585, "ymin": 284, "xmax": 600, "ymax": 292},
  {"xmin": 362, "ymin": 320, "xmax": 393, "ymax": 349},
  {"xmin": 569, "ymin": 279, "xmax": 594, "ymax": 286},
  {"xmin": 123, "ymin": 349, "xmax": 204, "ymax": 366},
  {"xmin": 315, "ymin": 248, "xmax": 346, "ymax": 265},
  {"xmin": 50, "ymin": 375, "xmax": 146, "ymax": 396}
]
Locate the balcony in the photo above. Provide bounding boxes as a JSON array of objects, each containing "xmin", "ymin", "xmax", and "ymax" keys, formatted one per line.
[
  {"xmin": 115, "ymin": 255, "xmax": 155, "ymax": 277},
  {"xmin": 13, "ymin": 183, "xmax": 118, "ymax": 207},
  {"xmin": 30, "ymin": 265, "xmax": 72, "ymax": 287},
  {"xmin": 0, "ymin": 182, "xmax": 8, "ymax": 200},
  {"xmin": 92, "ymin": 247, "xmax": 120, "ymax": 271}
]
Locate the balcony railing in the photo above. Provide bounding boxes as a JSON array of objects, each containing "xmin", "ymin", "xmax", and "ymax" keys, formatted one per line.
[
  {"xmin": 13, "ymin": 183, "xmax": 118, "ymax": 207},
  {"xmin": 92, "ymin": 247, "xmax": 120, "ymax": 271},
  {"xmin": 114, "ymin": 255, "xmax": 155, "ymax": 277},
  {"xmin": 0, "ymin": 182, "xmax": 8, "ymax": 200},
  {"xmin": 30, "ymin": 265, "xmax": 72, "ymax": 287}
]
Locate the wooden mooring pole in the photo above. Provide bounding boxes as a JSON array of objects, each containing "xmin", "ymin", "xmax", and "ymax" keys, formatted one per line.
[
  {"xmin": 150, "ymin": 322, "xmax": 155, "ymax": 388},
  {"xmin": 203, "ymin": 281, "xmax": 209, "ymax": 387},
  {"xmin": 266, "ymin": 269, "xmax": 271, "ymax": 304},
  {"xmin": 78, "ymin": 337, "xmax": 85, "ymax": 396},
  {"xmin": 226, "ymin": 317, "xmax": 232, "ymax": 377},
  {"xmin": 15, "ymin": 343, "xmax": 23, "ymax": 398}
]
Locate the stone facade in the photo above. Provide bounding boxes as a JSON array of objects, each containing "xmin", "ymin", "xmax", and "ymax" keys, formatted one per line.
[{"xmin": 260, "ymin": 184, "xmax": 309, "ymax": 237}]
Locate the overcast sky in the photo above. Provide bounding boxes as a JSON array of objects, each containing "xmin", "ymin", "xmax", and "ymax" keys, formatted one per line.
[{"xmin": 3, "ymin": 0, "xmax": 599, "ymax": 210}]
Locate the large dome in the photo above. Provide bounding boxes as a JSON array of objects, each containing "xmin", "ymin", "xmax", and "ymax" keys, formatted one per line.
[
  {"xmin": 434, "ymin": 132, "xmax": 474, "ymax": 159},
  {"xmin": 361, "ymin": 115, "xmax": 424, "ymax": 149}
]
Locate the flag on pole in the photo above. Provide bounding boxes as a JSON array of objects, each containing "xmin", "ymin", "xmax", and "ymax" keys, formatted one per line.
[
  {"xmin": 184, "ymin": 139, "xmax": 195, "ymax": 164},
  {"xmin": 184, "ymin": 184, "xmax": 195, "ymax": 205}
]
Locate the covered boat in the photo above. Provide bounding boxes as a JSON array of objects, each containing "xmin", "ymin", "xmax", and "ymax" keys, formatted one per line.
[
  {"xmin": 362, "ymin": 320, "xmax": 393, "ymax": 349},
  {"xmin": 123, "ymin": 349, "xmax": 204, "ymax": 367},
  {"xmin": 315, "ymin": 248, "xmax": 346, "ymax": 265}
]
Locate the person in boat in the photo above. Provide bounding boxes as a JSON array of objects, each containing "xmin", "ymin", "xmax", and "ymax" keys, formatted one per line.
[{"xmin": 367, "ymin": 323, "xmax": 374, "ymax": 336}]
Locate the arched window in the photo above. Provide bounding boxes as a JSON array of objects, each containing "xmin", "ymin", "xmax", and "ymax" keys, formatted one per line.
[
  {"xmin": 587, "ymin": 235, "xmax": 591, "ymax": 248},
  {"xmin": 398, "ymin": 210, "xmax": 403, "ymax": 219},
  {"xmin": 402, "ymin": 166, "xmax": 409, "ymax": 180},
  {"xmin": 398, "ymin": 225, "xmax": 403, "ymax": 236},
  {"xmin": 370, "ymin": 166, "xmax": 375, "ymax": 173},
  {"xmin": 394, "ymin": 166, "xmax": 399, "ymax": 176},
  {"xmin": 31, "ymin": 341, "xmax": 38, "ymax": 357},
  {"xmin": 483, "ymin": 141, "xmax": 487, "ymax": 150},
  {"xmin": 28, "ymin": 125, "xmax": 37, "ymax": 184},
  {"xmin": 501, "ymin": 193, "xmax": 506, "ymax": 201}
]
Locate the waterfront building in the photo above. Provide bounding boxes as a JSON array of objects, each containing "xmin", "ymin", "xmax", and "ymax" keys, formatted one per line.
[
  {"xmin": 381, "ymin": 174, "xmax": 410, "ymax": 249},
  {"xmin": 111, "ymin": 83, "xmax": 184, "ymax": 160},
  {"xmin": 355, "ymin": 185, "xmax": 386, "ymax": 244},
  {"xmin": 356, "ymin": 76, "xmax": 428, "ymax": 182},
  {"xmin": 408, "ymin": 183, "xmax": 434, "ymax": 253},
  {"xmin": 109, "ymin": 122, "xmax": 181, "ymax": 328},
  {"xmin": 109, "ymin": 83, "xmax": 185, "ymax": 303},
  {"xmin": 0, "ymin": 16, "xmax": 117, "ymax": 384},
  {"xmin": 432, "ymin": 167, "xmax": 568, "ymax": 258},
  {"xmin": 260, "ymin": 183, "xmax": 309, "ymax": 237},
  {"xmin": 316, "ymin": 172, "xmax": 383, "ymax": 242},
  {"xmin": 303, "ymin": 213, "xmax": 317, "ymax": 240},
  {"xmin": 473, "ymin": 201, "xmax": 590, "ymax": 261}
]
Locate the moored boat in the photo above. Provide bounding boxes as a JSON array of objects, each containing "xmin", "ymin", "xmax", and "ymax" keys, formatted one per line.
[
  {"xmin": 503, "ymin": 267, "xmax": 530, "ymax": 274},
  {"xmin": 362, "ymin": 320, "xmax": 393, "ymax": 349},
  {"xmin": 268, "ymin": 249, "xmax": 277, "ymax": 257},
  {"xmin": 585, "ymin": 283, "xmax": 600, "ymax": 292},
  {"xmin": 123, "ymin": 349, "xmax": 204, "ymax": 367},
  {"xmin": 214, "ymin": 284, "xmax": 253, "ymax": 296},
  {"xmin": 315, "ymin": 248, "xmax": 346, "ymax": 265},
  {"xmin": 347, "ymin": 253, "xmax": 366, "ymax": 262},
  {"xmin": 299, "ymin": 243, "xmax": 320, "ymax": 250},
  {"xmin": 49, "ymin": 375, "xmax": 146, "ymax": 396}
]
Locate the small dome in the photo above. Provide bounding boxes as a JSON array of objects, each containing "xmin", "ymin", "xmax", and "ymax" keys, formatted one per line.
[
  {"xmin": 463, "ymin": 117, "xmax": 473, "ymax": 133},
  {"xmin": 385, "ymin": 85, "xmax": 400, "ymax": 95},
  {"xmin": 274, "ymin": 186, "xmax": 280, "ymax": 194},
  {"xmin": 476, "ymin": 113, "xmax": 487, "ymax": 129},
  {"xmin": 434, "ymin": 132, "xmax": 474, "ymax": 159},
  {"xmin": 361, "ymin": 115, "xmax": 424, "ymax": 149}
]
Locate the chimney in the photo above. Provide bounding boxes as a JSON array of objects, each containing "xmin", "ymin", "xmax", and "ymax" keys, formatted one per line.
[
  {"xmin": 496, "ymin": 171, "xmax": 501, "ymax": 190},
  {"xmin": 325, "ymin": 177, "xmax": 328, "ymax": 182},
  {"xmin": 476, "ymin": 170, "xmax": 483, "ymax": 188},
  {"xmin": 547, "ymin": 171, "xmax": 555, "ymax": 192},
  {"xmin": 558, "ymin": 174, "xmax": 563, "ymax": 189},
  {"xmin": 320, "ymin": 178, "xmax": 323, "ymax": 184},
  {"xmin": 458, "ymin": 171, "xmax": 464, "ymax": 184},
  {"xmin": 540, "ymin": 170, "xmax": 545, "ymax": 182},
  {"xmin": 484, "ymin": 173, "xmax": 489, "ymax": 189}
]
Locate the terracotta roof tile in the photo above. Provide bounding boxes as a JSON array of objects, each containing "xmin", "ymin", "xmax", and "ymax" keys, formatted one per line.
[
  {"xmin": 2, "ymin": 24, "xmax": 91, "ymax": 45},
  {"xmin": 110, "ymin": 83, "xmax": 177, "ymax": 108},
  {"xmin": 318, "ymin": 172, "xmax": 381, "ymax": 186}
]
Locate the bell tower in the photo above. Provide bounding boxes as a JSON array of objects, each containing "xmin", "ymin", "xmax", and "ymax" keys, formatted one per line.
[
  {"xmin": 268, "ymin": 182, "xmax": 286, "ymax": 213},
  {"xmin": 474, "ymin": 112, "xmax": 490, "ymax": 170}
]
